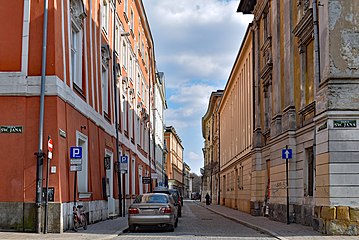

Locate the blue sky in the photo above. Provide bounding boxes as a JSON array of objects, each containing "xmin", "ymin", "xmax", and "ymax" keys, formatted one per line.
[{"xmin": 143, "ymin": 0, "xmax": 253, "ymax": 174}]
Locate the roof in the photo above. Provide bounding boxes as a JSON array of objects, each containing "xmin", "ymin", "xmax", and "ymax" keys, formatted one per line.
[{"xmin": 237, "ymin": 0, "xmax": 256, "ymax": 14}]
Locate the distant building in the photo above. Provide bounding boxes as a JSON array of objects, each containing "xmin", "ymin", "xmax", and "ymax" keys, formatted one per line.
[
  {"xmin": 153, "ymin": 71, "xmax": 167, "ymax": 186},
  {"xmin": 183, "ymin": 162, "xmax": 192, "ymax": 198},
  {"xmin": 164, "ymin": 126, "xmax": 184, "ymax": 194},
  {"xmin": 202, "ymin": 90, "xmax": 223, "ymax": 205}
]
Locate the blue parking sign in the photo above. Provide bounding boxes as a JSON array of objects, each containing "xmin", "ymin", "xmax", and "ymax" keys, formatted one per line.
[
  {"xmin": 70, "ymin": 146, "xmax": 82, "ymax": 159},
  {"xmin": 120, "ymin": 155, "xmax": 128, "ymax": 163}
]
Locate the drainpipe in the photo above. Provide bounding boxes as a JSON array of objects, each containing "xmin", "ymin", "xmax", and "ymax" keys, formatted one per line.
[
  {"xmin": 312, "ymin": 0, "xmax": 321, "ymax": 204},
  {"xmin": 35, "ymin": 0, "xmax": 49, "ymax": 233},
  {"xmin": 112, "ymin": 1, "xmax": 123, "ymax": 217},
  {"xmin": 217, "ymin": 112, "xmax": 221, "ymax": 205},
  {"xmin": 313, "ymin": 0, "xmax": 321, "ymax": 85}
]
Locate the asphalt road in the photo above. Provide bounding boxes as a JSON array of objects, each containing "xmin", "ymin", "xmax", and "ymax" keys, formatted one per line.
[{"xmin": 117, "ymin": 200, "xmax": 275, "ymax": 240}]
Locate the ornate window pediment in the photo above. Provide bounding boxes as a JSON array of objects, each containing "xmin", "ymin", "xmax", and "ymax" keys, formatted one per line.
[
  {"xmin": 101, "ymin": 44, "xmax": 111, "ymax": 67},
  {"xmin": 70, "ymin": 0, "xmax": 87, "ymax": 31},
  {"xmin": 293, "ymin": 7, "xmax": 313, "ymax": 47}
]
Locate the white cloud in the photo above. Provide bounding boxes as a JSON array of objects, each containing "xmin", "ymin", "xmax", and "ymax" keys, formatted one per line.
[{"xmin": 143, "ymin": 0, "xmax": 252, "ymax": 173}]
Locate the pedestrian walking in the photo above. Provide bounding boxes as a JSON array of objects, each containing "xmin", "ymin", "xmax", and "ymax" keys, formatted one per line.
[{"xmin": 205, "ymin": 193, "xmax": 211, "ymax": 205}]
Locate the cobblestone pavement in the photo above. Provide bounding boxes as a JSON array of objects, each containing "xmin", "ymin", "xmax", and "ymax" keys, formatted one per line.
[
  {"xmin": 1, "ymin": 200, "xmax": 358, "ymax": 240},
  {"xmin": 197, "ymin": 201, "xmax": 358, "ymax": 240},
  {"xmin": 117, "ymin": 200, "xmax": 275, "ymax": 240}
]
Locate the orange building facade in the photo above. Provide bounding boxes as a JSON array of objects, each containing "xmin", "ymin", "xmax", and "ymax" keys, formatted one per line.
[{"xmin": 0, "ymin": 0, "xmax": 162, "ymax": 233}]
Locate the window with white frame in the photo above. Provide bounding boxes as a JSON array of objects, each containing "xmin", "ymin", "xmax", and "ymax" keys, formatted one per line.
[
  {"xmin": 129, "ymin": 107, "xmax": 133, "ymax": 140},
  {"xmin": 76, "ymin": 131, "xmax": 88, "ymax": 195},
  {"xmin": 136, "ymin": 116, "xmax": 140, "ymax": 143},
  {"xmin": 137, "ymin": 73, "xmax": 141, "ymax": 95},
  {"xmin": 129, "ymin": 55, "xmax": 133, "ymax": 81},
  {"xmin": 141, "ymin": 41, "xmax": 144, "ymax": 57},
  {"xmin": 124, "ymin": 0, "xmax": 128, "ymax": 15},
  {"xmin": 102, "ymin": 0, "xmax": 109, "ymax": 34},
  {"xmin": 70, "ymin": 0, "xmax": 86, "ymax": 91},
  {"xmin": 131, "ymin": 158, "xmax": 136, "ymax": 195},
  {"xmin": 115, "ymin": 22, "xmax": 120, "ymax": 54},
  {"xmin": 123, "ymin": 95, "xmax": 128, "ymax": 132},
  {"xmin": 102, "ymin": 65, "xmax": 109, "ymax": 115},
  {"xmin": 130, "ymin": 9, "xmax": 134, "ymax": 32},
  {"xmin": 122, "ymin": 41, "xmax": 127, "ymax": 68},
  {"xmin": 101, "ymin": 45, "xmax": 110, "ymax": 117}
]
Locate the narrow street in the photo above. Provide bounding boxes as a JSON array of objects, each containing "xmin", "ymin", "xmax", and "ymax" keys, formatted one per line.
[{"xmin": 117, "ymin": 200, "xmax": 275, "ymax": 240}]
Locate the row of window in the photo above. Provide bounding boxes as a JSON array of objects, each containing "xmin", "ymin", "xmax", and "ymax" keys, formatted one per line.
[{"xmin": 70, "ymin": 0, "xmax": 150, "ymax": 150}]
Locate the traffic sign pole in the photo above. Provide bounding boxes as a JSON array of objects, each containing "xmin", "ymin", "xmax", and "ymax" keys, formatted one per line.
[
  {"xmin": 44, "ymin": 136, "xmax": 52, "ymax": 233},
  {"xmin": 285, "ymin": 145, "xmax": 290, "ymax": 224}
]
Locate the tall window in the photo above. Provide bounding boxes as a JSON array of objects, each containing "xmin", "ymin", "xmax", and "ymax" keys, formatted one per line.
[
  {"xmin": 71, "ymin": 29, "xmax": 82, "ymax": 89},
  {"xmin": 101, "ymin": 45, "xmax": 110, "ymax": 117},
  {"xmin": 305, "ymin": 147, "xmax": 315, "ymax": 196},
  {"xmin": 122, "ymin": 41, "xmax": 127, "ymax": 68},
  {"xmin": 130, "ymin": 9, "xmax": 134, "ymax": 32},
  {"xmin": 137, "ymin": 73, "xmax": 141, "ymax": 95},
  {"xmin": 102, "ymin": 0, "xmax": 109, "ymax": 34},
  {"xmin": 102, "ymin": 65, "xmax": 109, "ymax": 116},
  {"xmin": 70, "ymin": 0, "xmax": 86, "ymax": 91},
  {"xmin": 123, "ymin": 95, "xmax": 128, "ymax": 133},
  {"xmin": 129, "ymin": 55, "xmax": 133, "ymax": 81},
  {"xmin": 124, "ymin": 0, "xmax": 128, "ymax": 15},
  {"xmin": 115, "ymin": 22, "xmax": 120, "ymax": 54},
  {"xmin": 141, "ymin": 41, "xmax": 145, "ymax": 57}
]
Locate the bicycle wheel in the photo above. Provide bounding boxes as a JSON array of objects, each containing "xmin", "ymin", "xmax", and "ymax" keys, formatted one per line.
[
  {"xmin": 73, "ymin": 215, "xmax": 79, "ymax": 232},
  {"xmin": 82, "ymin": 214, "xmax": 87, "ymax": 230}
]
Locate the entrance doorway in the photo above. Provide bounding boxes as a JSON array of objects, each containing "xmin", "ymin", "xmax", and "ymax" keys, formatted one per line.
[{"xmin": 105, "ymin": 150, "xmax": 115, "ymax": 216}]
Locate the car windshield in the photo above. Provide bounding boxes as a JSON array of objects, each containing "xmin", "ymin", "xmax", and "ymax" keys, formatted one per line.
[{"xmin": 135, "ymin": 194, "xmax": 169, "ymax": 204}]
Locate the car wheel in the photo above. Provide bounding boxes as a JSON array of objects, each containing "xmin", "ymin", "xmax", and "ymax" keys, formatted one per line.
[
  {"xmin": 129, "ymin": 224, "xmax": 136, "ymax": 232},
  {"xmin": 168, "ymin": 224, "xmax": 175, "ymax": 232}
]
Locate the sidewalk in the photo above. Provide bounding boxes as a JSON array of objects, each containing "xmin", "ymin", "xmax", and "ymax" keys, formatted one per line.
[
  {"xmin": 0, "ymin": 216, "xmax": 128, "ymax": 240},
  {"xmin": 196, "ymin": 201, "xmax": 358, "ymax": 240}
]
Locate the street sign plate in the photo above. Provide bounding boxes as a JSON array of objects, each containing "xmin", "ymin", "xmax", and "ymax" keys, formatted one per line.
[
  {"xmin": 70, "ymin": 147, "xmax": 82, "ymax": 159},
  {"xmin": 142, "ymin": 177, "xmax": 151, "ymax": 184},
  {"xmin": 70, "ymin": 165, "xmax": 82, "ymax": 172},
  {"xmin": 282, "ymin": 148, "xmax": 293, "ymax": 159},
  {"xmin": 70, "ymin": 159, "xmax": 82, "ymax": 165}
]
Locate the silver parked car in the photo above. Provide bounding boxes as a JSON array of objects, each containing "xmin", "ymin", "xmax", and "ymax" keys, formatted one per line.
[{"xmin": 128, "ymin": 193, "xmax": 178, "ymax": 232}]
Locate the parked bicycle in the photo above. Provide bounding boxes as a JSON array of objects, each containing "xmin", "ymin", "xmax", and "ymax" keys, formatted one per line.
[{"xmin": 73, "ymin": 204, "xmax": 87, "ymax": 231}]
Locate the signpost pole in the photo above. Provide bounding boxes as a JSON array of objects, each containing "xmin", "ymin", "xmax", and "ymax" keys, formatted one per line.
[
  {"xmin": 44, "ymin": 136, "xmax": 52, "ymax": 234},
  {"xmin": 286, "ymin": 145, "xmax": 290, "ymax": 224}
]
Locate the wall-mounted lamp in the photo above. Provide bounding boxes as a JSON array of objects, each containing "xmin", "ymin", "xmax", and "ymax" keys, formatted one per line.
[{"xmin": 80, "ymin": 125, "xmax": 86, "ymax": 131}]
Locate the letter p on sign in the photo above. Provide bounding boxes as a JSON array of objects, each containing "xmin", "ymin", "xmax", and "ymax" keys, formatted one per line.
[{"xmin": 70, "ymin": 146, "xmax": 82, "ymax": 159}]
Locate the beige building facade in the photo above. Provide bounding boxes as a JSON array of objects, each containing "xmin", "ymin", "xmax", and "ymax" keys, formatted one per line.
[
  {"xmin": 219, "ymin": 25, "xmax": 253, "ymax": 213},
  {"xmin": 164, "ymin": 126, "xmax": 184, "ymax": 193},
  {"xmin": 202, "ymin": 90, "xmax": 223, "ymax": 204}
]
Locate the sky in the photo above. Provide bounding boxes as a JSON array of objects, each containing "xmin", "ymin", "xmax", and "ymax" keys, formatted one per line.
[{"xmin": 142, "ymin": 0, "xmax": 253, "ymax": 175}]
